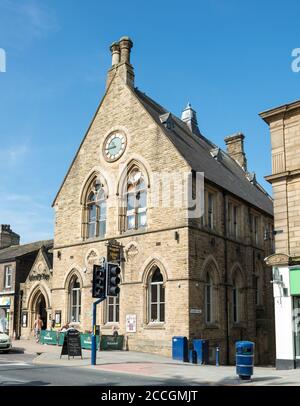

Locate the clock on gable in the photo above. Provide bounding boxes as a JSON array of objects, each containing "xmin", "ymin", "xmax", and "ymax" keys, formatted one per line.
[{"xmin": 103, "ymin": 132, "xmax": 127, "ymax": 162}]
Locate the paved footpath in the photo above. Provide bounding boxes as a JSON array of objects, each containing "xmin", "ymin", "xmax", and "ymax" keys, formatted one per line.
[{"xmin": 11, "ymin": 339, "xmax": 300, "ymax": 386}]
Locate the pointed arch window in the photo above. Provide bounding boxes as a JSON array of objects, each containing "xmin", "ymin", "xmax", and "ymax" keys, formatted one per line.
[
  {"xmin": 69, "ymin": 275, "xmax": 81, "ymax": 323},
  {"xmin": 84, "ymin": 178, "xmax": 107, "ymax": 239},
  {"xmin": 149, "ymin": 267, "xmax": 165, "ymax": 323},
  {"xmin": 123, "ymin": 168, "xmax": 147, "ymax": 231}
]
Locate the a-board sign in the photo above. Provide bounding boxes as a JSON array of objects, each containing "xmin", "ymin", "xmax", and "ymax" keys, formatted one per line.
[{"xmin": 60, "ymin": 328, "xmax": 82, "ymax": 359}]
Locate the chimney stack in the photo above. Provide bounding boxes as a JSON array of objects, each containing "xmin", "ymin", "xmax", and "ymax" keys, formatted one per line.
[
  {"xmin": 106, "ymin": 36, "xmax": 134, "ymax": 89},
  {"xmin": 224, "ymin": 132, "xmax": 247, "ymax": 171},
  {"xmin": 0, "ymin": 225, "xmax": 20, "ymax": 249},
  {"xmin": 181, "ymin": 102, "xmax": 201, "ymax": 136}
]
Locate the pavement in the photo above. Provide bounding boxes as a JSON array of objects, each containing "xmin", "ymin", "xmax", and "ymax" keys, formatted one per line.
[{"xmin": 8, "ymin": 339, "xmax": 300, "ymax": 386}]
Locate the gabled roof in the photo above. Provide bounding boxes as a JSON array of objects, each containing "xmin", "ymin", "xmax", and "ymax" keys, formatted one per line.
[
  {"xmin": 0, "ymin": 240, "xmax": 53, "ymax": 263},
  {"xmin": 134, "ymin": 88, "xmax": 273, "ymax": 216}
]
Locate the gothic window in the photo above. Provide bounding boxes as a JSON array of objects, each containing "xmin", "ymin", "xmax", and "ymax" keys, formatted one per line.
[
  {"xmin": 83, "ymin": 177, "xmax": 107, "ymax": 239},
  {"xmin": 123, "ymin": 168, "xmax": 147, "ymax": 231},
  {"xmin": 69, "ymin": 275, "xmax": 81, "ymax": 323},
  {"xmin": 149, "ymin": 267, "xmax": 165, "ymax": 323}
]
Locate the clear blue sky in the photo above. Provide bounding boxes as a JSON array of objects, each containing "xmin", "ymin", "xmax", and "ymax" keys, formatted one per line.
[{"xmin": 0, "ymin": 0, "xmax": 299, "ymax": 243}]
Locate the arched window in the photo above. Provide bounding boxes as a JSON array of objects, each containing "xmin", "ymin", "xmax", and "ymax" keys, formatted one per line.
[
  {"xmin": 69, "ymin": 275, "xmax": 81, "ymax": 323},
  {"xmin": 107, "ymin": 295, "xmax": 119, "ymax": 323},
  {"xmin": 149, "ymin": 267, "xmax": 165, "ymax": 323},
  {"xmin": 84, "ymin": 178, "xmax": 107, "ymax": 239},
  {"xmin": 124, "ymin": 168, "xmax": 147, "ymax": 231},
  {"xmin": 205, "ymin": 273, "xmax": 213, "ymax": 323}
]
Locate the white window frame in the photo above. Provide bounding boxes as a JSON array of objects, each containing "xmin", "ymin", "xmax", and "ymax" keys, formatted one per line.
[
  {"xmin": 107, "ymin": 295, "xmax": 120, "ymax": 323},
  {"xmin": 4, "ymin": 265, "xmax": 12, "ymax": 288},
  {"xmin": 149, "ymin": 272, "xmax": 165, "ymax": 323},
  {"xmin": 69, "ymin": 277, "xmax": 81, "ymax": 323}
]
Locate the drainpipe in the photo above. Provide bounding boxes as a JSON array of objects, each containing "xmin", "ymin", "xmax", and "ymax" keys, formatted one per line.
[
  {"xmin": 18, "ymin": 290, "xmax": 23, "ymax": 339},
  {"xmin": 223, "ymin": 191, "xmax": 230, "ymax": 364}
]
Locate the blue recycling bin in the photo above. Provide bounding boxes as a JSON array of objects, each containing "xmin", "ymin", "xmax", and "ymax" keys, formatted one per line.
[
  {"xmin": 236, "ymin": 341, "xmax": 255, "ymax": 380},
  {"xmin": 172, "ymin": 336, "xmax": 188, "ymax": 362},
  {"xmin": 193, "ymin": 339, "xmax": 209, "ymax": 365}
]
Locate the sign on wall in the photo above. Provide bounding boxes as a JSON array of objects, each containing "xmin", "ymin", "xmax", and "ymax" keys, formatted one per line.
[
  {"xmin": 22, "ymin": 312, "xmax": 28, "ymax": 327},
  {"xmin": 0, "ymin": 297, "xmax": 11, "ymax": 306},
  {"xmin": 126, "ymin": 314, "xmax": 137, "ymax": 333},
  {"xmin": 55, "ymin": 311, "xmax": 61, "ymax": 327}
]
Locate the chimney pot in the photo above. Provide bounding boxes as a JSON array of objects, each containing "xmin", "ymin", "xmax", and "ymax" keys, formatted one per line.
[
  {"xmin": 119, "ymin": 36, "xmax": 133, "ymax": 64},
  {"xmin": 110, "ymin": 41, "xmax": 120, "ymax": 66}
]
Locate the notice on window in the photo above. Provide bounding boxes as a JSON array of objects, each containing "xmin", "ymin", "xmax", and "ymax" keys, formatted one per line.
[{"xmin": 126, "ymin": 314, "xmax": 137, "ymax": 333}]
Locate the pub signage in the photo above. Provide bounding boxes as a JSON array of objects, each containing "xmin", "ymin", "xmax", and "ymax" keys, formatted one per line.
[
  {"xmin": 106, "ymin": 239, "xmax": 123, "ymax": 264},
  {"xmin": 29, "ymin": 273, "xmax": 50, "ymax": 282}
]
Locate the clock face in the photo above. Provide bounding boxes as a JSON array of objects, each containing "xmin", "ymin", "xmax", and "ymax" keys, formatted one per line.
[{"xmin": 104, "ymin": 132, "xmax": 126, "ymax": 162}]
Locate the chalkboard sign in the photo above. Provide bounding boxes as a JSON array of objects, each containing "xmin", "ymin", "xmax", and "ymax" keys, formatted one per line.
[{"xmin": 60, "ymin": 329, "xmax": 82, "ymax": 359}]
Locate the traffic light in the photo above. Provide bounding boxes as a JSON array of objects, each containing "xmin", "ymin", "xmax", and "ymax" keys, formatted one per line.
[
  {"xmin": 92, "ymin": 264, "xmax": 106, "ymax": 299},
  {"xmin": 107, "ymin": 262, "xmax": 121, "ymax": 296}
]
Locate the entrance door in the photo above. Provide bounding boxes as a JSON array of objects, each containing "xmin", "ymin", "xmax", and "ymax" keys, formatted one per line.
[
  {"xmin": 35, "ymin": 294, "xmax": 47, "ymax": 330},
  {"xmin": 293, "ymin": 297, "xmax": 300, "ymax": 359}
]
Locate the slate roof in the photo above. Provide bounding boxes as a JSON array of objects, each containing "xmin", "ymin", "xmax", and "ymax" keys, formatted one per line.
[
  {"xmin": 135, "ymin": 88, "xmax": 273, "ymax": 216},
  {"xmin": 0, "ymin": 240, "xmax": 53, "ymax": 263}
]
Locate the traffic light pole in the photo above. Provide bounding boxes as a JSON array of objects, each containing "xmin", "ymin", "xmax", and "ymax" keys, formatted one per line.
[{"xmin": 91, "ymin": 297, "xmax": 104, "ymax": 366}]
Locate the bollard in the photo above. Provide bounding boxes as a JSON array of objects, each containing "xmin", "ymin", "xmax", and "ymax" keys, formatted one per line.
[{"xmin": 216, "ymin": 345, "xmax": 220, "ymax": 366}]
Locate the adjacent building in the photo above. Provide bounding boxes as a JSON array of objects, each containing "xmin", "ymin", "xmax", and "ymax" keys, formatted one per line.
[
  {"xmin": 0, "ymin": 236, "xmax": 53, "ymax": 337},
  {"xmin": 261, "ymin": 100, "xmax": 300, "ymax": 369},
  {"xmin": 49, "ymin": 36, "xmax": 275, "ymax": 364}
]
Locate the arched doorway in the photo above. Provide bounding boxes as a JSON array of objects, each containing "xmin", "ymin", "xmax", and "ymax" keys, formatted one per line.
[{"xmin": 32, "ymin": 292, "xmax": 47, "ymax": 330}]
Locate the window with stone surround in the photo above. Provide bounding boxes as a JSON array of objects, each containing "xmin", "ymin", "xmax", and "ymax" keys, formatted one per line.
[
  {"xmin": 121, "ymin": 167, "xmax": 147, "ymax": 232},
  {"xmin": 205, "ymin": 274, "xmax": 213, "ymax": 323},
  {"xmin": 203, "ymin": 260, "xmax": 220, "ymax": 325},
  {"xmin": 149, "ymin": 267, "xmax": 165, "ymax": 323},
  {"xmin": 82, "ymin": 176, "xmax": 107, "ymax": 239},
  {"xmin": 4, "ymin": 265, "xmax": 12, "ymax": 288},
  {"xmin": 201, "ymin": 189, "xmax": 216, "ymax": 230},
  {"xmin": 69, "ymin": 275, "xmax": 81, "ymax": 323},
  {"xmin": 227, "ymin": 201, "xmax": 240, "ymax": 239},
  {"xmin": 231, "ymin": 267, "xmax": 245, "ymax": 324},
  {"xmin": 107, "ymin": 295, "xmax": 119, "ymax": 323}
]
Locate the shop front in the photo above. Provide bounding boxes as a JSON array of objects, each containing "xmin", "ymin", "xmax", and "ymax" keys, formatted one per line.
[{"xmin": 0, "ymin": 296, "xmax": 12, "ymax": 334}]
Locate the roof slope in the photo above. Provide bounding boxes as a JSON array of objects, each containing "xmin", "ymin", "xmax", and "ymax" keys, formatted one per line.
[
  {"xmin": 0, "ymin": 240, "xmax": 53, "ymax": 263},
  {"xmin": 135, "ymin": 89, "xmax": 273, "ymax": 216}
]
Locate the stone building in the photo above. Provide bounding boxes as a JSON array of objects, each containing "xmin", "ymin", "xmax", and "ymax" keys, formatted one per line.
[
  {"xmin": 51, "ymin": 36, "xmax": 275, "ymax": 365},
  {"xmin": 261, "ymin": 100, "xmax": 300, "ymax": 369},
  {"xmin": 0, "ymin": 238, "xmax": 52, "ymax": 337}
]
